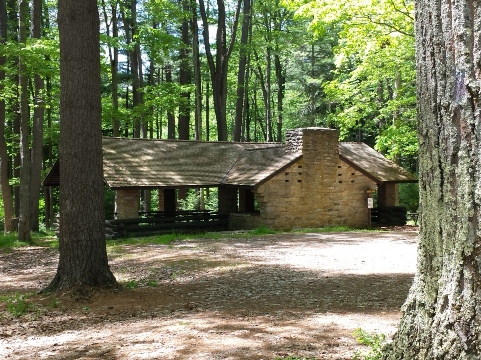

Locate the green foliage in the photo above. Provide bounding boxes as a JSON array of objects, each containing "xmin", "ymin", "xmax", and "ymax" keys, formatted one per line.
[
  {"xmin": 353, "ymin": 328, "xmax": 386, "ymax": 360},
  {"xmin": 0, "ymin": 232, "xmax": 58, "ymax": 250},
  {"xmin": 290, "ymin": 0, "xmax": 417, "ymax": 163},
  {"xmin": 177, "ymin": 188, "xmax": 219, "ymax": 212},
  {"xmin": 124, "ymin": 280, "xmax": 139, "ymax": 289},
  {"xmin": 398, "ymin": 183, "xmax": 419, "ymax": 212},
  {"xmin": 0, "ymin": 233, "xmax": 30, "ymax": 249},
  {"xmin": 1, "ymin": 293, "xmax": 33, "ymax": 317}
]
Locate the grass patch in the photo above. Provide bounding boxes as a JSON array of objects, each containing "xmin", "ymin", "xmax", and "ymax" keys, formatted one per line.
[
  {"xmin": 248, "ymin": 226, "xmax": 278, "ymax": 235},
  {"xmin": 0, "ymin": 293, "xmax": 34, "ymax": 317},
  {"xmin": 123, "ymin": 280, "xmax": 139, "ymax": 289},
  {"xmin": 353, "ymin": 328, "xmax": 386, "ymax": 360},
  {"xmin": 0, "ymin": 231, "xmax": 58, "ymax": 250}
]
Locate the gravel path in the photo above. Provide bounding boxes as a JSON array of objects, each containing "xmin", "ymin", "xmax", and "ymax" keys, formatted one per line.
[{"xmin": 0, "ymin": 229, "xmax": 418, "ymax": 359}]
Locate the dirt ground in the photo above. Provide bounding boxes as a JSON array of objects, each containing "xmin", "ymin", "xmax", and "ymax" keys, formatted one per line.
[{"xmin": 0, "ymin": 228, "xmax": 418, "ymax": 360}]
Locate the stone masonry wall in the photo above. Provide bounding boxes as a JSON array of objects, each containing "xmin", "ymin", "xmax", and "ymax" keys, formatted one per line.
[
  {"xmin": 115, "ymin": 189, "xmax": 140, "ymax": 219},
  {"xmin": 254, "ymin": 128, "xmax": 377, "ymax": 229}
]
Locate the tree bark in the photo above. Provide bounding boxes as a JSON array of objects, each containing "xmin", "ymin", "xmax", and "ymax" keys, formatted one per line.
[
  {"xmin": 165, "ymin": 64, "xmax": 176, "ymax": 139},
  {"xmin": 17, "ymin": 0, "xmax": 32, "ymax": 241},
  {"xmin": 198, "ymin": 0, "xmax": 242, "ymax": 141},
  {"xmin": 178, "ymin": 0, "xmax": 191, "ymax": 140},
  {"xmin": 44, "ymin": 0, "xmax": 117, "ymax": 291},
  {"xmin": 191, "ymin": 0, "xmax": 202, "ymax": 141},
  {"xmin": 233, "ymin": 0, "xmax": 251, "ymax": 142},
  {"xmin": 29, "ymin": 0, "xmax": 44, "ymax": 232},
  {"xmin": 0, "ymin": 0, "xmax": 14, "ymax": 232},
  {"xmin": 384, "ymin": 1, "xmax": 481, "ymax": 358}
]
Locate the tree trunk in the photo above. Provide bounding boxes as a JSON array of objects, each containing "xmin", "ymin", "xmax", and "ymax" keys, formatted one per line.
[
  {"xmin": 274, "ymin": 53, "xmax": 285, "ymax": 142},
  {"xmin": 198, "ymin": 0, "xmax": 242, "ymax": 141},
  {"xmin": 44, "ymin": 0, "xmax": 117, "ymax": 291},
  {"xmin": 17, "ymin": 0, "xmax": 32, "ymax": 241},
  {"xmin": 165, "ymin": 65, "xmax": 176, "ymax": 139},
  {"xmin": 0, "ymin": 0, "xmax": 14, "ymax": 232},
  {"xmin": 384, "ymin": 1, "xmax": 481, "ymax": 358},
  {"xmin": 233, "ymin": 0, "xmax": 251, "ymax": 142},
  {"xmin": 29, "ymin": 0, "xmax": 45, "ymax": 232},
  {"xmin": 178, "ymin": 0, "xmax": 191, "ymax": 140},
  {"xmin": 101, "ymin": 0, "xmax": 120, "ymax": 137},
  {"xmin": 191, "ymin": 0, "xmax": 202, "ymax": 141}
]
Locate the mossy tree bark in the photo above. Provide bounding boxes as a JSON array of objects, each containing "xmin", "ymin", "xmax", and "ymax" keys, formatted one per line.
[
  {"xmin": 44, "ymin": 0, "xmax": 117, "ymax": 291},
  {"xmin": 384, "ymin": 0, "xmax": 481, "ymax": 358}
]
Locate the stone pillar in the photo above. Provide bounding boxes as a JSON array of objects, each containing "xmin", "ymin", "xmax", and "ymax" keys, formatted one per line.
[
  {"xmin": 115, "ymin": 189, "xmax": 140, "ymax": 219},
  {"xmin": 301, "ymin": 128, "xmax": 339, "ymax": 224},
  {"xmin": 218, "ymin": 187, "xmax": 238, "ymax": 214},
  {"xmin": 239, "ymin": 189, "xmax": 255, "ymax": 212},
  {"xmin": 378, "ymin": 183, "xmax": 399, "ymax": 207}
]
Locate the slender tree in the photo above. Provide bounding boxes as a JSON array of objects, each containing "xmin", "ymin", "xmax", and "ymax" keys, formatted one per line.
[
  {"xmin": 0, "ymin": 0, "xmax": 14, "ymax": 232},
  {"xmin": 29, "ymin": 0, "xmax": 45, "ymax": 231},
  {"xmin": 17, "ymin": 0, "xmax": 31, "ymax": 241},
  {"xmin": 44, "ymin": 0, "xmax": 117, "ymax": 291},
  {"xmin": 384, "ymin": 1, "xmax": 481, "ymax": 358},
  {"xmin": 198, "ymin": 0, "xmax": 242, "ymax": 141},
  {"xmin": 233, "ymin": 0, "xmax": 251, "ymax": 142},
  {"xmin": 178, "ymin": 0, "xmax": 191, "ymax": 140}
]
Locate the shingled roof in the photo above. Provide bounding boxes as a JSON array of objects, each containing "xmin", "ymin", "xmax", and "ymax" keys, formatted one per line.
[
  {"xmin": 339, "ymin": 142, "xmax": 418, "ymax": 184},
  {"xmin": 43, "ymin": 136, "xmax": 417, "ymax": 188},
  {"xmin": 101, "ymin": 137, "xmax": 283, "ymax": 189}
]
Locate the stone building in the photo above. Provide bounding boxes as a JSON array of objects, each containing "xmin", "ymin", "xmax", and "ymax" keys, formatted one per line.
[{"xmin": 44, "ymin": 127, "xmax": 417, "ymax": 230}]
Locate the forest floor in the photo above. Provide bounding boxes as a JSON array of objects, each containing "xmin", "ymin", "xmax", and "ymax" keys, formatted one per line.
[{"xmin": 0, "ymin": 227, "xmax": 418, "ymax": 360}]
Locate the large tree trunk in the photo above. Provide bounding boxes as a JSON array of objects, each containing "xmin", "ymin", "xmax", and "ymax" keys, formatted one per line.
[
  {"xmin": 44, "ymin": 0, "xmax": 117, "ymax": 291},
  {"xmin": 17, "ymin": 0, "xmax": 31, "ymax": 242},
  {"xmin": 0, "ymin": 0, "xmax": 14, "ymax": 232},
  {"xmin": 384, "ymin": 1, "xmax": 481, "ymax": 358}
]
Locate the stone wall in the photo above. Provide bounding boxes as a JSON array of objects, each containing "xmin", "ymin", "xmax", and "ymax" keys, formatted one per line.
[
  {"xmin": 253, "ymin": 128, "xmax": 377, "ymax": 229},
  {"xmin": 115, "ymin": 189, "xmax": 140, "ymax": 219}
]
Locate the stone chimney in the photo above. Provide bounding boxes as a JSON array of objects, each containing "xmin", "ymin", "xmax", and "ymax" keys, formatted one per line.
[
  {"xmin": 285, "ymin": 127, "xmax": 339, "ymax": 158},
  {"xmin": 286, "ymin": 127, "xmax": 340, "ymax": 224}
]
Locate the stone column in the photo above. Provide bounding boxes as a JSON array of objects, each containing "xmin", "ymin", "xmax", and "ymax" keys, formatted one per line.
[{"xmin": 115, "ymin": 189, "xmax": 140, "ymax": 219}]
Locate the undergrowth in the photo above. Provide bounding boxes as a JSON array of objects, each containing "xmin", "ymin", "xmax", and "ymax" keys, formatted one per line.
[
  {"xmin": 0, "ymin": 231, "xmax": 58, "ymax": 250},
  {"xmin": 0, "ymin": 293, "xmax": 35, "ymax": 317},
  {"xmin": 352, "ymin": 328, "xmax": 386, "ymax": 360}
]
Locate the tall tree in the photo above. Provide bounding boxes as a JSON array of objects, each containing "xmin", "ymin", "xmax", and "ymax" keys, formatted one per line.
[
  {"xmin": 384, "ymin": 1, "xmax": 481, "ymax": 358},
  {"xmin": 178, "ymin": 0, "xmax": 191, "ymax": 140},
  {"xmin": 0, "ymin": 0, "xmax": 14, "ymax": 232},
  {"xmin": 17, "ymin": 0, "xmax": 31, "ymax": 241},
  {"xmin": 233, "ymin": 0, "xmax": 251, "ymax": 142},
  {"xmin": 44, "ymin": 0, "xmax": 117, "ymax": 291},
  {"xmin": 29, "ymin": 0, "xmax": 45, "ymax": 231},
  {"xmin": 199, "ymin": 0, "xmax": 242, "ymax": 141}
]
